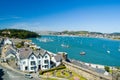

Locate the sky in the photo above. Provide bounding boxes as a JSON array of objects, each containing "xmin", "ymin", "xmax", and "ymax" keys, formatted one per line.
[{"xmin": 0, "ymin": 0, "xmax": 120, "ymax": 33}]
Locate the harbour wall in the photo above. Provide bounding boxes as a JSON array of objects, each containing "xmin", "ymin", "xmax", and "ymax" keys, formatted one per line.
[{"xmin": 63, "ymin": 61, "xmax": 112, "ymax": 80}]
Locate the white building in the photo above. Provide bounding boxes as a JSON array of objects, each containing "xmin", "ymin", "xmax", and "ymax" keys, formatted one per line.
[
  {"xmin": 3, "ymin": 44, "xmax": 66, "ymax": 72},
  {"xmin": 18, "ymin": 48, "xmax": 57, "ymax": 72},
  {"xmin": 4, "ymin": 38, "xmax": 12, "ymax": 45}
]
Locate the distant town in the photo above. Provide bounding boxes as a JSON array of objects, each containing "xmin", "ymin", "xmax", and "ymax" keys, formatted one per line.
[{"xmin": 36, "ymin": 30, "xmax": 120, "ymax": 40}]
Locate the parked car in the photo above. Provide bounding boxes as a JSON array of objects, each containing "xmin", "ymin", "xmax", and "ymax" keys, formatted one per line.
[{"xmin": 25, "ymin": 74, "xmax": 33, "ymax": 79}]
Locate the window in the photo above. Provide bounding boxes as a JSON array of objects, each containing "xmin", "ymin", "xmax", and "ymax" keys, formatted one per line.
[
  {"xmin": 31, "ymin": 67, "xmax": 35, "ymax": 70},
  {"xmin": 45, "ymin": 65, "xmax": 48, "ymax": 68},
  {"xmin": 38, "ymin": 56, "xmax": 41, "ymax": 59},
  {"xmin": 39, "ymin": 60, "xmax": 41, "ymax": 64},
  {"xmin": 31, "ymin": 61, "xmax": 36, "ymax": 65},
  {"xmin": 44, "ymin": 60, "xmax": 48, "ymax": 64},
  {"xmin": 31, "ymin": 57, "xmax": 34, "ymax": 60},
  {"xmin": 45, "ymin": 56, "xmax": 47, "ymax": 58},
  {"xmin": 23, "ymin": 61, "xmax": 26, "ymax": 64}
]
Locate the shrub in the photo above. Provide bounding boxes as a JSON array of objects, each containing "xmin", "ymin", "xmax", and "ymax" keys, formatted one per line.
[
  {"xmin": 104, "ymin": 66, "xmax": 110, "ymax": 72},
  {"xmin": 39, "ymin": 64, "xmax": 66, "ymax": 75}
]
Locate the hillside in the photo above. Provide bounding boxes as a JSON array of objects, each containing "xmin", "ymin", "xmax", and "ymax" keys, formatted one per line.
[{"xmin": 0, "ymin": 29, "xmax": 39, "ymax": 39}]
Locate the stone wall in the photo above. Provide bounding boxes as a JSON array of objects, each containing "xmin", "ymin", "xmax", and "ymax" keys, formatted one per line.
[{"xmin": 63, "ymin": 61, "xmax": 112, "ymax": 80}]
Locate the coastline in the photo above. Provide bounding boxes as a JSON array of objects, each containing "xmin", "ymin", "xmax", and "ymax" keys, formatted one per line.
[
  {"xmin": 30, "ymin": 35, "xmax": 120, "ymax": 67},
  {"xmin": 30, "ymin": 38, "xmax": 117, "ymax": 69},
  {"xmin": 42, "ymin": 34, "xmax": 120, "ymax": 41},
  {"xmin": 69, "ymin": 59, "xmax": 116, "ymax": 70}
]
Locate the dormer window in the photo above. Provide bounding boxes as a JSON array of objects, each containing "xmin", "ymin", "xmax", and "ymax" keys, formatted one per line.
[
  {"xmin": 38, "ymin": 56, "xmax": 41, "ymax": 59},
  {"xmin": 23, "ymin": 61, "xmax": 26, "ymax": 64},
  {"xmin": 45, "ymin": 56, "xmax": 47, "ymax": 58},
  {"xmin": 31, "ymin": 57, "xmax": 34, "ymax": 60}
]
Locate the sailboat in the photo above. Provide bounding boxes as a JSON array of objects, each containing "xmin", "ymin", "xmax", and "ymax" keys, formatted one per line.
[
  {"xmin": 107, "ymin": 50, "xmax": 110, "ymax": 53},
  {"xmin": 118, "ymin": 45, "xmax": 120, "ymax": 52},
  {"xmin": 61, "ymin": 44, "xmax": 69, "ymax": 48},
  {"xmin": 118, "ymin": 48, "xmax": 120, "ymax": 52},
  {"xmin": 37, "ymin": 38, "xmax": 53, "ymax": 42},
  {"xmin": 80, "ymin": 51, "xmax": 86, "ymax": 55}
]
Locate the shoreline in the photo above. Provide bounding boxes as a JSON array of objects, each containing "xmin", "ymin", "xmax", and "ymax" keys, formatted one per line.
[
  {"xmin": 69, "ymin": 59, "xmax": 117, "ymax": 70},
  {"xmin": 40, "ymin": 34, "xmax": 120, "ymax": 41},
  {"xmin": 30, "ymin": 35, "xmax": 120, "ymax": 67}
]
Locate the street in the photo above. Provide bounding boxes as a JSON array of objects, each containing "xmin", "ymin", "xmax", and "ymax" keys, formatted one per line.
[{"xmin": 0, "ymin": 65, "xmax": 39, "ymax": 80}]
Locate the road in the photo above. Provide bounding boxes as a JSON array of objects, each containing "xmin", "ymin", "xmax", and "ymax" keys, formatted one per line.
[{"xmin": 0, "ymin": 65, "xmax": 40, "ymax": 80}]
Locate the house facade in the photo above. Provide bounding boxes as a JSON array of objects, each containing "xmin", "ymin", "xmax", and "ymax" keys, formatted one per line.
[
  {"xmin": 18, "ymin": 48, "xmax": 51, "ymax": 72},
  {"xmin": 4, "ymin": 38, "xmax": 12, "ymax": 45},
  {"xmin": 0, "ymin": 38, "xmax": 66, "ymax": 72}
]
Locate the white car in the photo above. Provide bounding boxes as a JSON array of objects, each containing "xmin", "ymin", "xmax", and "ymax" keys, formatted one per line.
[{"xmin": 25, "ymin": 74, "xmax": 33, "ymax": 79}]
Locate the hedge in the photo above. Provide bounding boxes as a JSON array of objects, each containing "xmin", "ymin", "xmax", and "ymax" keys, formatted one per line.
[{"xmin": 39, "ymin": 65, "xmax": 66, "ymax": 75}]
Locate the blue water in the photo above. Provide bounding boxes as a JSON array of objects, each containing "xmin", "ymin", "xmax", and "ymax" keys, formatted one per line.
[{"xmin": 29, "ymin": 35, "xmax": 120, "ymax": 66}]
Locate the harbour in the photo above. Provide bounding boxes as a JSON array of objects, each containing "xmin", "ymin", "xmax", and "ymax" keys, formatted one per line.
[{"xmin": 30, "ymin": 35, "xmax": 120, "ymax": 66}]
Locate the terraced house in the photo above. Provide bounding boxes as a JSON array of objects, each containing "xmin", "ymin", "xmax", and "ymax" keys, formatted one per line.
[
  {"xmin": 17, "ymin": 47, "xmax": 64, "ymax": 72},
  {"xmin": 17, "ymin": 47, "xmax": 51, "ymax": 72},
  {"xmin": 1, "ymin": 38, "xmax": 65, "ymax": 72}
]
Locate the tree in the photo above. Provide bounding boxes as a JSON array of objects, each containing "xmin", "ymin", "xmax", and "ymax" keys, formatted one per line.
[{"xmin": 104, "ymin": 66, "xmax": 110, "ymax": 72}]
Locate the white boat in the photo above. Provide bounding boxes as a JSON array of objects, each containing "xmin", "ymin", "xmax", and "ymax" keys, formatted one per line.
[
  {"xmin": 37, "ymin": 38, "xmax": 53, "ymax": 42},
  {"xmin": 118, "ymin": 49, "xmax": 120, "ymax": 52},
  {"xmin": 61, "ymin": 44, "xmax": 69, "ymax": 48},
  {"xmin": 80, "ymin": 51, "xmax": 86, "ymax": 55},
  {"xmin": 107, "ymin": 50, "xmax": 110, "ymax": 53}
]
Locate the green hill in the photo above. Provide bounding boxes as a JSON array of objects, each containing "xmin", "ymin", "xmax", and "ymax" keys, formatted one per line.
[{"xmin": 0, "ymin": 29, "xmax": 39, "ymax": 39}]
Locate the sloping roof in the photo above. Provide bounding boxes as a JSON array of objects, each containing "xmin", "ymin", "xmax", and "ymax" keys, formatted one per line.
[
  {"xmin": 18, "ymin": 48, "xmax": 33, "ymax": 59},
  {"xmin": 33, "ymin": 49, "xmax": 46, "ymax": 56},
  {"xmin": 5, "ymin": 47, "xmax": 17, "ymax": 57},
  {"xmin": 33, "ymin": 49, "xmax": 51, "ymax": 57},
  {"xmin": 18, "ymin": 47, "xmax": 51, "ymax": 59},
  {"xmin": 54, "ymin": 54, "xmax": 63, "ymax": 62}
]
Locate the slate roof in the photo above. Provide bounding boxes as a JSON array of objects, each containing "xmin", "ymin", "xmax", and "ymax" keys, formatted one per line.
[
  {"xmin": 54, "ymin": 54, "xmax": 63, "ymax": 62},
  {"xmin": 5, "ymin": 47, "xmax": 17, "ymax": 57},
  {"xmin": 18, "ymin": 47, "xmax": 50, "ymax": 59},
  {"xmin": 18, "ymin": 48, "xmax": 33, "ymax": 59}
]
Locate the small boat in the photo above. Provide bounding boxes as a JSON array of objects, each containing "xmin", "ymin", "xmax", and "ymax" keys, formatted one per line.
[
  {"xmin": 107, "ymin": 50, "xmax": 110, "ymax": 53},
  {"xmin": 38, "ymin": 38, "xmax": 53, "ymax": 42},
  {"xmin": 61, "ymin": 44, "xmax": 69, "ymax": 48},
  {"xmin": 118, "ymin": 49, "xmax": 120, "ymax": 52},
  {"xmin": 80, "ymin": 52, "xmax": 86, "ymax": 55}
]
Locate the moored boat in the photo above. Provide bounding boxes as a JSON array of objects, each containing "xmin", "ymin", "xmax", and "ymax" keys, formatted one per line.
[
  {"xmin": 61, "ymin": 44, "xmax": 69, "ymax": 48},
  {"xmin": 80, "ymin": 51, "xmax": 86, "ymax": 55}
]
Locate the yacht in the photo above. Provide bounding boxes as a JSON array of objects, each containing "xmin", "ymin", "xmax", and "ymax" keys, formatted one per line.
[
  {"xmin": 37, "ymin": 38, "xmax": 53, "ymax": 42},
  {"xmin": 107, "ymin": 50, "xmax": 110, "ymax": 53},
  {"xmin": 118, "ymin": 48, "xmax": 120, "ymax": 52},
  {"xmin": 80, "ymin": 51, "xmax": 86, "ymax": 55},
  {"xmin": 61, "ymin": 44, "xmax": 69, "ymax": 48}
]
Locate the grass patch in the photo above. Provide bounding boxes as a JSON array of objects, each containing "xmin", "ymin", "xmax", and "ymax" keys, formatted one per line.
[
  {"xmin": 39, "ymin": 64, "xmax": 66, "ymax": 75},
  {"xmin": 42, "ymin": 78, "xmax": 58, "ymax": 80},
  {"xmin": 42, "ymin": 68, "xmax": 87, "ymax": 80}
]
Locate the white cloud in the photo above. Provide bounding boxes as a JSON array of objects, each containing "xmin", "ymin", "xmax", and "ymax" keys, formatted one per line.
[
  {"xmin": 0, "ymin": 16, "xmax": 22, "ymax": 20},
  {"xmin": 7, "ymin": 22, "xmax": 46, "ymax": 31}
]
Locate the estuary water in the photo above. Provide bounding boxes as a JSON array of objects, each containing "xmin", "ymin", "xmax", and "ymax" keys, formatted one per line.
[{"xmin": 30, "ymin": 35, "xmax": 120, "ymax": 66}]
